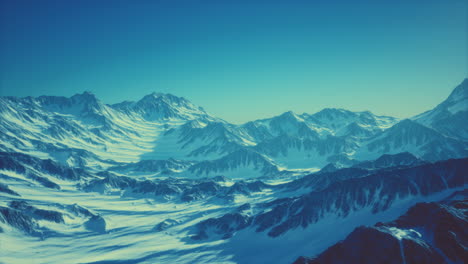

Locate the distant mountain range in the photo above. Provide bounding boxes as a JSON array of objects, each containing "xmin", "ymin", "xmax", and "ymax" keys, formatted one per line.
[
  {"xmin": 0, "ymin": 79, "xmax": 467, "ymax": 264},
  {"xmin": 1, "ymin": 79, "xmax": 467, "ymax": 179}
]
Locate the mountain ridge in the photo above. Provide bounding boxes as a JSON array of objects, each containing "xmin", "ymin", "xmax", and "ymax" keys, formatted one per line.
[
  {"xmin": 1, "ymin": 79, "xmax": 467, "ymax": 178},
  {"xmin": 1, "ymin": 80, "xmax": 467, "ymax": 264}
]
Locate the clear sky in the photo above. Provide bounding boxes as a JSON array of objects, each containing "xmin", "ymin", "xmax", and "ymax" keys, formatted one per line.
[{"xmin": 1, "ymin": 0, "xmax": 467, "ymax": 124}]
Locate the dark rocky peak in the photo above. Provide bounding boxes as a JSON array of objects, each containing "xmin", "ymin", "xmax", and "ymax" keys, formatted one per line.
[
  {"xmin": 295, "ymin": 193, "xmax": 468, "ymax": 264},
  {"xmin": 353, "ymin": 152, "xmax": 424, "ymax": 170},
  {"xmin": 446, "ymin": 78, "xmax": 468, "ymax": 103},
  {"xmin": 379, "ymin": 119, "xmax": 439, "ymax": 139},
  {"xmin": 36, "ymin": 91, "xmax": 103, "ymax": 113}
]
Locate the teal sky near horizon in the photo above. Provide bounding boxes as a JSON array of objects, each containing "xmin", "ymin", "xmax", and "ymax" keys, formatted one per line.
[{"xmin": 0, "ymin": 0, "xmax": 467, "ymax": 124}]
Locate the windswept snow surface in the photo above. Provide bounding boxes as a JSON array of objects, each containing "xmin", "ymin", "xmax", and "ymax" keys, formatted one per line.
[{"xmin": 1, "ymin": 166, "xmax": 465, "ymax": 264}]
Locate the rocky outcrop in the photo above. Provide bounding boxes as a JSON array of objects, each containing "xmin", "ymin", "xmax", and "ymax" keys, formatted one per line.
[
  {"xmin": 192, "ymin": 213, "xmax": 252, "ymax": 240},
  {"xmin": 84, "ymin": 215, "xmax": 106, "ymax": 233},
  {"xmin": 294, "ymin": 190, "xmax": 467, "ymax": 264},
  {"xmin": 0, "ymin": 182, "xmax": 20, "ymax": 196}
]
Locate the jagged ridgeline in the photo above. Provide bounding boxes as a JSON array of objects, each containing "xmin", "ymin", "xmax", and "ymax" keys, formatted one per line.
[
  {"xmin": 1, "ymin": 79, "xmax": 467, "ymax": 178},
  {"xmin": 0, "ymin": 79, "xmax": 467, "ymax": 264}
]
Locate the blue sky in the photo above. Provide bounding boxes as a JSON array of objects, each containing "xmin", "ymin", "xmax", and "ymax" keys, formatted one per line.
[{"xmin": 0, "ymin": 0, "xmax": 467, "ymax": 123}]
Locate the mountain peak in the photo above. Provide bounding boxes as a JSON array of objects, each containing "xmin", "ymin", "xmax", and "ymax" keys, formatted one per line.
[
  {"xmin": 147, "ymin": 92, "xmax": 179, "ymax": 99},
  {"xmin": 32, "ymin": 92, "xmax": 103, "ymax": 114},
  {"xmin": 378, "ymin": 119, "xmax": 442, "ymax": 142},
  {"xmin": 447, "ymin": 78, "xmax": 468, "ymax": 102},
  {"xmin": 149, "ymin": 92, "xmax": 165, "ymax": 97},
  {"xmin": 71, "ymin": 91, "xmax": 98, "ymax": 101},
  {"xmin": 318, "ymin": 107, "xmax": 350, "ymax": 114},
  {"xmin": 82, "ymin": 91, "xmax": 95, "ymax": 96},
  {"xmin": 140, "ymin": 92, "xmax": 188, "ymax": 104},
  {"xmin": 461, "ymin": 77, "xmax": 468, "ymax": 85},
  {"xmin": 69, "ymin": 91, "xmax": 103, "ymax": 110},
  {"xmin": 312, "ymin": 108, "xmax": 355, "ymax": 120},
  {"xmin": 392, "ymin": 118, "xmax": 421, "ymax": 128},
  {"xmin": 277, "ymin": 111, "xmax": 301, "ymax": 121},
  {"xmin": 413, "ymin": 78, "xmax": 468, "ymax": 134},
  {"xmin": 111, "ymin": 92, "xmax": 211, "ymax": 121}
]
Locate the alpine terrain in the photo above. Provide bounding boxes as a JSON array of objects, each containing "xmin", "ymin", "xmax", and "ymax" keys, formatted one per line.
[{"xmin": 1, "ymin": 79, "xmax": 467, "ymax": 264}]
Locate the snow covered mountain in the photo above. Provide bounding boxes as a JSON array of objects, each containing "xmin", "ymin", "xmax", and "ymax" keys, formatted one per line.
[
  {"xmin": 0, "ymin": 93, "xmax": 150, "ymax": 167},
  {"xmin": 414, "ymin": 78, "xmax": 468, "ymax": 141},
  {"xmin": 0, "ymin": 92, "xmax": 215, "ymax": 170},
  {"xmin": 355, "ymin": 119, "xmax": 468, "ymax": 161},
  {"xmin": 246, "ymin": 111, "xmax": 321, "ymax": 139},
  {"xmin": 142, "ymin": 120, "xmax": 252, "ymax": 161},
  {"xmin": 301, "ymin": 108, "xmax": 398, "ymax": 137},
  {"xmin": 111, "ymin": 92, "xmax": 213, "ymax": 121},
  {"xmin": 1, "ymin": 79, "xmax": 467, "ymax": 264},
  {"xmin": 1, "ymin": 79, "xmax": 467, "ymax": 179}
]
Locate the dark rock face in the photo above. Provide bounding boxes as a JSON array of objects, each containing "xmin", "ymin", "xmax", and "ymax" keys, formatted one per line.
[
  {"xmin": 189, "ymin": 158, "xmax": 466, "ymax": 241},
  {"xmin": 0, "ymin": 182, "xmax": 20, "ymax": 196},
  {"xmin": 60, "ymin": 203, "xmax": 94, "ymax": 218},
  {"xmin": 181, "ymin": 181, "xmax": 222, "ymax": 202},
  {"xmin": 26, "ymin": 172, "xmax": 61, "ymax": 189},
  {"xmin": 388, "ymin": 200, "xmax": 468, "ymax": 263},
  {"xmin": 8, "ymin": 201, "xmax": 64, "ymax": 224},
  {"xmin": 0, "ymin": 152, "xmax": 91, "ymax": 188},
  {"xmin": 318, "ymin": 163, "xmax": 339, "ymax": 173},
  {"xmin": 284, "ymin": 167, "xmax": 370, "ymax": 192},
  {"xmin": 83, "ymin": 174, "xmax": 271, "ymax": 203},
  {"xmin": 1, "ymin": 199, "xmax": 103, "ymax": 237},
  {"xmin": 237, "ymin": 203, "xmax": 251, "ymax": 212},
  {"xmin": 227, "ymin": 181, "xmax": 270, "ymax": 196},
  {"xmin": 188, "ymin": 148, "xmax": 280, "ymax": 177},
  {"xmin": 353, "ymin": 152, "xmax": 425, "ymax": 170},
  {"xmin": 402, "ymin": 239, "xmax": 445, "ymax": 264},
  {"xmin": 254, "ymin": 158, "xmax": 467, "ymax": 237},
  {"xmin": 192, "ymin": 213, "xmax": 252, "ymax": 240},
  {"xmin": 83, "ymin": 174, "xmax": 137, "ymax": 193},
  {"xmin": 308, "ymin": 226, "xmax": 405, "ymax": 264},
  {"xmin": 292, "ymin": 257, "xmax": 314, "ymax": 264},
  {"xmin": 153, "ymin": 219, "xmax": 179, "ymax": 232},
  {"xmin": 84, "ymin": 215, "xmax": 106, "ymax": 233},
  {"xmin": 84, "ymin": 176, "xmax": 189, "ymax": 198},
  {"xmin": 294, "ymin": 191, "xmax": 468, "ymax": 264},
  {"xmin": 109, "ymin": 158, "xmax": 193, "ymax": 174},
  {"xmin": 301, "ymin": 226, "xmax": 445, "ymax": 264},
  {"xmin": 0, "ymin": 206, "xmax": 40, "ymax": 236}
]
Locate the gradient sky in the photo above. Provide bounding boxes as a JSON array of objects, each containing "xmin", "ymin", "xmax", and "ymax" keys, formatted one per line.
[{"xmin": 1, "ymin": 0, "xmax": 467, "ymax": 123}]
